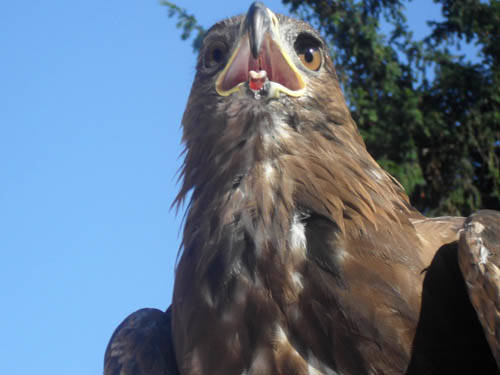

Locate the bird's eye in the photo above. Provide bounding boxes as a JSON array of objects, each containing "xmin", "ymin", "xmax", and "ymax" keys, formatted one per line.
[
  {"xmin": 294, "ymin": 34, "xmax": 322, "ymax": 71},
  {"xmin": 298, "ymin": 47, "xmax": 321, "ymax": 71},
  {"xmin": 204, "ymin": 41, "xmax": 228, "ymax": 69}
]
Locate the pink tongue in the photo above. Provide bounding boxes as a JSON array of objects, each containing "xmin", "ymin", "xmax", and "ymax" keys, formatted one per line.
[{"xmin": 249, "ymin": 70, "xmax": 267, "ymax": 91}]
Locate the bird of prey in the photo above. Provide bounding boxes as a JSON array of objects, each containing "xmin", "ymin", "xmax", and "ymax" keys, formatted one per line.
[{"xmin": 104, "ymin": 2, "xmax": 500, "ymax": 374}]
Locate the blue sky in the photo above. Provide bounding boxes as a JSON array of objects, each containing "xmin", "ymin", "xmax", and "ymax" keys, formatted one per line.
[{"xmin": 0, "ymin": 1, "xmax": 451, "ymax": 374}]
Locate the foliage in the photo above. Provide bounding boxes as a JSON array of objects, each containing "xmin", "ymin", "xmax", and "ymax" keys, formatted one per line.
[
  {"xmin": 160, "ymin": 1, "xmax": 206, "ymax": 51},
  {"xmin": 161, "ymin": 0, "xmax": 500, "ymax": 216}
]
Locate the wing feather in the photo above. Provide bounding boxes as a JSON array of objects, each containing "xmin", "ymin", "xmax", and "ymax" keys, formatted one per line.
[
  {"xmin": 458, "ymin": 210, "xmax": 500, "ymax": 367},
  {"xmin": 104, "ymin": 307, "xmax": 179, "ymax": 375}
]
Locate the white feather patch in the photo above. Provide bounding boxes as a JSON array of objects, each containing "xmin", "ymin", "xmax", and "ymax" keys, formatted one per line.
[
  {"xmin": 478, "ymin": 238, "xmax": 489, "ymax": 265},
  {"xmin": 263, "ymin": 161, "xmax": 275, "ymax": 181},
  {"xmin": 370, "ymin": 168, "xmax": 383, "ymax": 181},
  {"xmin": 307, "ymin": 350, "xmax": 339, "ymax": 375},
  {"xmin": 471, "ymin": 221, "xmax": 486, "ymax": 234},
  {"xmin": 335, "ymin": 247, "xmax": 350, "ymax": 264},
  {"xmin": 291, "ymin": 271, "xmax": 304, "ymax": 293},
  {"xmin": 290, "ymin": 213, "xmax": 307, "ymax": 257},
  {"xmin": 201, "ymin": 284, "xmax": 214, "ymax": 308},
  {"xmin": 274, "ymin": 324, "xmax": 288, "ymax": 344}
]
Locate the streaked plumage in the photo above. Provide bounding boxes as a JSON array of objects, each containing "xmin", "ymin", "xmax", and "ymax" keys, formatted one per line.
[{"xmin": 104, "ymin": 3, "xmax": 500, "ymax": 374}]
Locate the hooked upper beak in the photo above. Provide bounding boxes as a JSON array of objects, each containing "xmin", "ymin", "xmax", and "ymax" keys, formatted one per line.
[
  {"xmin": 245, "ymin": 2, "xmax": 271, "ymax": 59},
  {"xmin": 215, "ymin": 2, "xmax": 306, "ymax": 98}
]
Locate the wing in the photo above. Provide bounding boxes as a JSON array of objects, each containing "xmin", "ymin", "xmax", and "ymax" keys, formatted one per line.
[
  {"xmin": 458, "ymin": 210, "xmax": 500, "ymax": 367},
  {"xmin": 104, "ymin": 307, "xmax": 179, "ymax": 375}
]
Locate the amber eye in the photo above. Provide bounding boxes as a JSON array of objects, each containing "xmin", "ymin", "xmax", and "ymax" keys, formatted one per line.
[
  {"xmin": 298, "ymin": 47, "xmax": 321, "ymax": 71},
  {"xmin": 294, "ymin": 34, "xmax": 322, "ymax": 71},
  {"xmin": 204, "ymin": 41, "xmax": 228, "ymax": 69}
]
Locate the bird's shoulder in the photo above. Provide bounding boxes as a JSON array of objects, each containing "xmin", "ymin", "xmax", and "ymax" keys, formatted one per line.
[{"xmin": 104, "ymin": 307, "xmax": 178, "ymax": 375}]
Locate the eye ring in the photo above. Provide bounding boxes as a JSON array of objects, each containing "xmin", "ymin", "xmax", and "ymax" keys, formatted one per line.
[
  {"xmin": 294, "ymin": 34, "xmax": 322, "ymax": 71},
  {"xmin": 204, "ymin": 41, "xmax": 228, "ymax": 69}
]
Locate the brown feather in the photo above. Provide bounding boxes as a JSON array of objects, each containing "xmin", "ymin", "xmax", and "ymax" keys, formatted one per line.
[
  {"xmin": 458, "ymin": 210, "xmax": 500, "ymax": 367},
  {"xmin": 172, "ymin": 11, "xmax": 428, "ymax": 374},
  {"xmin": 104, "ymin": 5, "xmax": 499, "ymax": 375}
]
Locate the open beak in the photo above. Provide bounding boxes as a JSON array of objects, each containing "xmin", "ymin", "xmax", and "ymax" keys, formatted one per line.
[{"xmin": 215, "ymin": 2, "xmax": 306, "ymax": 98}]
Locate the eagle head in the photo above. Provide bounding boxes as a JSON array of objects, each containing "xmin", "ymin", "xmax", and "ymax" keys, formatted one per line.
[{"xmin": 176, "ymin": 2, "xmax": 375, "ymax": 214}]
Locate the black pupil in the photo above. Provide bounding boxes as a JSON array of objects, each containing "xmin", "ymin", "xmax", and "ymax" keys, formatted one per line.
[
  {"xmin": 212, "ymin": 48, "xmax": 223, "ymax": 63},
  {"xmin": 304, "ymin": 49, "xmax": 314, "ymax": 63}
]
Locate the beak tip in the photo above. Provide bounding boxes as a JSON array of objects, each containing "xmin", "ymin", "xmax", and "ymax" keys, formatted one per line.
[{"xmin": 248, "ymin": 2, "xmax": 267, "ymax": 13}]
